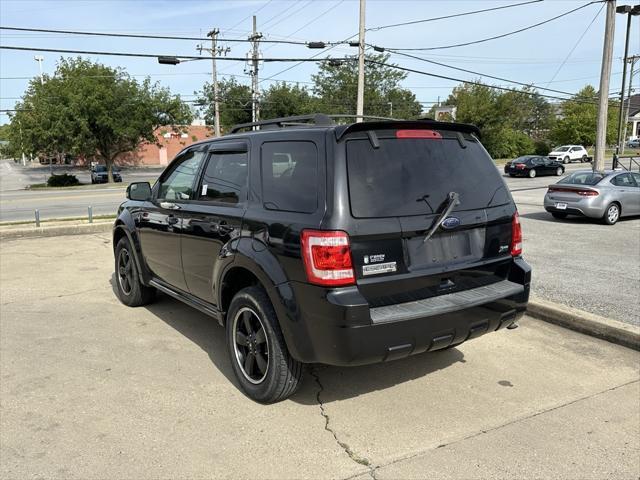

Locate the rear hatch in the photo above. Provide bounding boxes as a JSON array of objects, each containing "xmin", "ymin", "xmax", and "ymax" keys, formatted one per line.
[{"xmin": 342, "ymin": 127, "xmax": 516, "ymax": 308}]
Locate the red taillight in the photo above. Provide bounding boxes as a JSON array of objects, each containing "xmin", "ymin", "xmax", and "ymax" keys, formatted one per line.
[
  {"xmin": 510, "ymin": 212, "xmax": 522, "ymax": 257},
  {"xmin": 300, "ymin": 230, "xmax": 355, "ymax": 286},
  {"xmin": 576, "ymin": 190, "xmax": 599, "ymax": 197},
  {"xmin": 515, "ymin": 163, "xmax": 526, "ymax": 169},
  {"xmin": 395, "ymin": 129, "xmax": 442, "ymax": 139},
  {"xmin": 548, "ymin": 186, "xmax": 598, "ymax": 196}
]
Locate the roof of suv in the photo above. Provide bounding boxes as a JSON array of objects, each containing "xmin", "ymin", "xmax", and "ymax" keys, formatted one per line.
[{"xmin": 192, "ymin": 114, "xmax": 481, "ymax": 146}]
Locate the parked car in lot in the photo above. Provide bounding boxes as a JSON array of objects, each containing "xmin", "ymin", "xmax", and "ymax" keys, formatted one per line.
[
  {"xmin": 504, "ymin": 155, "xmax": 564, "ymax": 178},
  {"xmin": 91, "ymin": 165, "xmax": 122, "ymax": 183},
  {"xmin": 547, "ymin": 145, "xmax": 590, "ymax": 164},
  {"xmin": 112, "ymin": 114, "xmax": 531, "ymax": 403},
  {"xmin": 544, "ymin": 170, "xmax": 640, "ymax": 225},
  {"xmin": 627, "ymin": 138, "xmax": 640, "ymax": 149}
]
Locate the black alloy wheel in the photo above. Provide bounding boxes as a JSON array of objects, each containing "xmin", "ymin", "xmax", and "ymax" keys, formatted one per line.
[
  {"xmin": 117, "ymin": 248, "xmax": 134, "ymax": 296},
  {"xmin": 233, "ymin": 307, "xmax": 269, "ymax": 384},
  {"xmin": 114, "ymin": 237, "xmax": 156, "ymax": 307}
]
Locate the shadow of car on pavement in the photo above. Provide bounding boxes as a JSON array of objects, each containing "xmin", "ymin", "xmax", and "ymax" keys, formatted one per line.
[{"xmin": 110, "ymin": 274, "xmax": 465, "ymax": 405}]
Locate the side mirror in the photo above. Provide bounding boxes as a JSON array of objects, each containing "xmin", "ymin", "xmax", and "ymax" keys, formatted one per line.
[{"xmin": 126, "ymin": 182, "xmax": 152, "ymax": 201}]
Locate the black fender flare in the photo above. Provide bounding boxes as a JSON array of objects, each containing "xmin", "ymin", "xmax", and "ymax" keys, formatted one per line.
[{"xmin": 112, "ymin": 211, "xmax": 152, "ymax": 285}]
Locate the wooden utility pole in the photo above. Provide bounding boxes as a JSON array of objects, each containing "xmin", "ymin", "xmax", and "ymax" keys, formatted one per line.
[
  {"xmin": 207, "ymin": 29, "xmax": 221, "ymax": 137},
  {"xmin": 249, "ymin": 16, "xmax": 262, "ymax": 125},
  {"xmin": 593, "ymin": 0, "xmax": 616, "ymax": 172},
  {"xmin": 356, "ymin": 0, "xmax": 366, "ymax": 122}
]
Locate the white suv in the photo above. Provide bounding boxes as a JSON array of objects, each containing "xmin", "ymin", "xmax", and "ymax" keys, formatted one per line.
[{"xmin": 547, "ymin": 145, "xmax": 589, "ymax": 164}]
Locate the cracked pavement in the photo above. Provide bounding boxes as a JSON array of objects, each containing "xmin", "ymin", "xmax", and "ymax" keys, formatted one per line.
[{"xmin": 1, "ymin": 234, "xmax": 639, "ymax": 479}]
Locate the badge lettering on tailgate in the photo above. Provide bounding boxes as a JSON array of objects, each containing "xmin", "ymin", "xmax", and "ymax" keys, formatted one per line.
[{"xmin": 362, "ymin": 261, "xmax": 397, "ymax": 276}]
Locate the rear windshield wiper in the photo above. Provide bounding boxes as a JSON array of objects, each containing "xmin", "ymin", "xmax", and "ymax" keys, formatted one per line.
[{"xmin": 423, "ymin": 191, "xmax": 460, "ymax": 243}]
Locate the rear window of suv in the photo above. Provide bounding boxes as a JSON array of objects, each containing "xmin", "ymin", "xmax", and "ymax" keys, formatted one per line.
[{"xmin": 346, "ymin": 131, "xmax": 509, "ymax": 218}]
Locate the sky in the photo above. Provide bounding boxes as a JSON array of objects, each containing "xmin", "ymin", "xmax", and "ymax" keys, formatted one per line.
[{"xmin": 0, "ymin": 0, "xmax": 639, "ymax": 124}]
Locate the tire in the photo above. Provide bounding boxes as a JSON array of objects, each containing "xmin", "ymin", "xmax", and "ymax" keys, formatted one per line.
[
  {"xmin": 226, "ymin": 285, "xmax": 302, "ymax": 403},
  {"xmin": 528, "ymin": 169, "xmax": 537, "ymax": 178},
  {"xmin": 602, "ymin": 203, "xmax": 620, "ymax": 225},
  {"xmin": 563, "ymin": 156, "xmax": 570, "ymax": 164},
  {"xmin": 556, "ymin": 167, "xmax": 563, "ymax": 176},
  {"xmin": 509, "ymin": 173, "xmax": 515, "ymax": 177},
  {"xmin": 551, "ymin": 212, "xmax": 568, "ymax": 219},
  {"xmin": 581, "ymin": 155, "xmax": 588, "ymax": 163},
  {"xmin": 114, "ymin": 237, "xmax": 156, "ymax": 307}
]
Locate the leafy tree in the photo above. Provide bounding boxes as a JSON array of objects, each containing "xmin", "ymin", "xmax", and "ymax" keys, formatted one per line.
[
  {"xmin": 7, "ymin": 58, "xmax": 191, "ymax": 181},
  {"xmin": 550, "ymin": 85, "xmax": 618, "ymax": 147},
  {"xmin": 312, "ymin": 54, "xmax": 422, "ymax": 119},
  {"xmin": 260, "ymin": 82, "xmax": 316, "ymax": 119},
  {"xmin": 197, "ymin": 77, "xmax": 252, "ymax": 132}
]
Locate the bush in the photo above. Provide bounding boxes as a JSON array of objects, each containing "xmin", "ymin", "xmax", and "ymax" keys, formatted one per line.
[
  {"xmin": 47, "ymin": 173, "xmax": 80, "ymax": 187},
  {"xmin": 533, "ymin": 139, "xmax": 552, "ymax": 156}
]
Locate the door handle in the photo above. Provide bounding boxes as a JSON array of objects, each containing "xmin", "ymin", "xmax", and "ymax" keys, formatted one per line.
[
  {"xmin": 160, "ymin": 201, "xmax": 181, "ymax": 210},
  {"xmin": 213, "ymin": 221, "xmax": 234, "ymax": 235},
  {"xmin": 167, "ymin": 215, "xmax": 179, "ymax": 226}
]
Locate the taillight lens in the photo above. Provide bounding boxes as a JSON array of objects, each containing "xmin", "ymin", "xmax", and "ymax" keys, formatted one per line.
[
  {"xmin": 548, "ymin": 187, "xmax": 598, "ymax": 196},
  {"xmin": 515, "ymin": 163, "xmax": 526, "ymax": 169},
  {"xmin": 395, "ymin": 129, "xmax": 442, "ymax": 139},
  {"xmin": 576, "ymin": 190, "xmax": 599, "ymax": 196},
  {"xmin": 300, "ymin": 230, "xmax": 355, "ymax": 286},
  {"xmin": 510, "ymin": 212, "xmax": 522, "ymax": 256}
]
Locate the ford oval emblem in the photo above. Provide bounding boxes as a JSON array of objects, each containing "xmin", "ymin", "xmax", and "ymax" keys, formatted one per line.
[{"xmin": 441, "ymin": 216, "xmax": 461, "ymax": 230}]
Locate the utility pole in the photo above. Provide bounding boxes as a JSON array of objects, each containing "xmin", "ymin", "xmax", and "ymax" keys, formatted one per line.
[
  {"xmin": 207, "ymin": 29, "xmax": 221, "ymax": 137},
  {"xmin": 593, "ymin": 0, "xmax": 616, "ymax": 172},
  {"xmin": 248, "ymin": 16, "xmax": 262, "ymax": 125},
  {"xmin": 615, "ymin": 5, "xmax": 640, "ymax": 157},
  {"xmin": 621, "ymin": 56, "xmax": 638, "ymax": 155},
  {"xmin": 356, "ymin": 0, "xmax": 366, "ymax": 122}
]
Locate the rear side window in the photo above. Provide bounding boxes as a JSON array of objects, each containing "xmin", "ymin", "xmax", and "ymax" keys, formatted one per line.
[
  {"xmin": 559, "ymin": 172, "xmax": 604, "ymax": 186},
  {"xmin": 611, "ymin": 173, "xmax": 635, "ymax": 187},
  {"xmin": 346, "ymin": 132, "xmax": 509, "ymax": 218},
  {"xmin": 261, "ymin": 141, "xmax": 318, "ymax": 213},
  {"xmin": 198, "ymin": 152, "xmax": 248, "ymax": 204}
]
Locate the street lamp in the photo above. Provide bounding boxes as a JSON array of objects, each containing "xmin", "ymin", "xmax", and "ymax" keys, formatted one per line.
[
  {"xmin": 33, "ymin": 55, "xmax": 44, "ymax": 85},
  {"xmin": 614, "ymin": 4, "xmax": 640, "ymax": 160}
]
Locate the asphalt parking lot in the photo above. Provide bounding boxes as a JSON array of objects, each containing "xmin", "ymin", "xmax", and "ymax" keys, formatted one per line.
[
  {"xmin": 1, "ymin": 234, "xmax": 639, "ymax": 479},
  {"xmin": 503, "ymin": 166, "xmax": 640, "ymax": 326}
]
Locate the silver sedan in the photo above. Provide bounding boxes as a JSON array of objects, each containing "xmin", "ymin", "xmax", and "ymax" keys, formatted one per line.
[{"xmin": 544, "ymin": 170, "xmax": 640, "ymax": 225}]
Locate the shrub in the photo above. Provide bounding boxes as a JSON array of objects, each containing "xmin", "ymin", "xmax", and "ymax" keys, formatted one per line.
[
  {"xmin": 533, "ymin": 139, "xmax": 552, "ymax": 156},
  {"xmin": 47, "ymin": 173, "xmax": 80, "ymax": 187}
]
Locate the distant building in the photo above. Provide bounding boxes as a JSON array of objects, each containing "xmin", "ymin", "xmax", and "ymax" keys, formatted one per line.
[
  {"xmin": 116, "ymin": 124, "xmax": 213, "ymax": 166},
  {"xmin": 624, "ymin": 94, "xmax": 640, "ymax": 140},
  {"xmin": 433, "ymin": 106, "xmax": 457, "ymax": 122}
]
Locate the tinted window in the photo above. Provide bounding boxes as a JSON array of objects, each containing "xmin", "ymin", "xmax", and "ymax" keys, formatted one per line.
[
  {"xmin": 158, "ymin": 150, "xmax": 205, "ymax": 200},
  {"xmin": 632, "ymin": 173, "xmax": 640, "ymax": 186},
  {"xmin": 611, "ymin": 173, "xmax": 635, "ymax": 187},
  {"xmin": 261, "ymin": 141, "xmax": 318, "ymax": 213},
  {"xmin": 95, "ymin": 165, "xmax": 106, "ymax": 172},
  {"xmin": 555, "ymin": 147, "xmax": 570, "ymax": 152},
  {"xmin": 346, "ymin": 133, "xmax": 509, "ymax": 218},
  {"xmin": 558, "ymin": 171, "xmax": 604, "ymax": 186},
  {"xmin": 198, "ymin": 152, "xmax": 248, "ymax": 204}
]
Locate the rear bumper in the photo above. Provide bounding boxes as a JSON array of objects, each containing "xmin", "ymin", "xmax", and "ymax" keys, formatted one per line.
[
  {"xmin": 543, "ymin": 195, "xmax": 605, "ymax": 218},
  {"xmin": 274, "ymin": 257, "xmax": 531, "ymax": 366}
]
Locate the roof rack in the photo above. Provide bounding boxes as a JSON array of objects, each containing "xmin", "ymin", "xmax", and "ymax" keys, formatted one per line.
[
  {"xmin": 229, "ymin": 114, "xmax": 334, "ymax": 134},
  {"xmin": 229, "ymin": 113, "xmax": 403, "ymax": 134}
]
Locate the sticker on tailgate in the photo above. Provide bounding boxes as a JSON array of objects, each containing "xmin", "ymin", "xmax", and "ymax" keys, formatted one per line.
[{"xmin": 362, "ymin": 261, "xmax": 397, "ymax": 276}]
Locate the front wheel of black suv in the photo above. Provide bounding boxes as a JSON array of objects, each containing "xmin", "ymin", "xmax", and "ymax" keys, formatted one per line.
[
  {"xmin": 114, "ymin": 237, "xmax": 156, "ymax": 307},
  {"xmin": 226, "ymin": 286, "xmax": 302, "ymax": 403}
]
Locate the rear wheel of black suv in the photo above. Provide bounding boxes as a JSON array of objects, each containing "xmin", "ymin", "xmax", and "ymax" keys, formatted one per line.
[
  {"xmin": 114, "ymin": 237, "xmax": 156, "ymax": 307},
  {"xmin": 226, "ymin": 286, "xmax": 302, "ymax": 403}
]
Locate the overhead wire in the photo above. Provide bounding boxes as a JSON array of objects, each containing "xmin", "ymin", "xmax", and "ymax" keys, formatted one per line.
[{"xmin": 379, "ymin": 1, "xmax": 602, "ymax": 51}]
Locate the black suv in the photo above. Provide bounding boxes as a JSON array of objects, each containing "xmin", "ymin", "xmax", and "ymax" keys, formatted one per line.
[{"xmin": 113, "ymin": 114, "xmax": 531, "ymax": 403}]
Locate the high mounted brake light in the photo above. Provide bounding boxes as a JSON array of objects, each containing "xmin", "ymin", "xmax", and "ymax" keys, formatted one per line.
[
  {"xmin": 300, "ymin": 230, "xmax": 355, "ymax": 287},
  {"xmin": 395, "ymin": 129, "xmax": 442, "ymax": 139},
  {"xmin": 510, "ymin": 212, "xmax": 522, "ymax": 257}
]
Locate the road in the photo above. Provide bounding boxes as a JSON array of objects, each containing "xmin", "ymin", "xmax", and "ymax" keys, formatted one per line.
[
  {"xmin": 0, "ymin": 233, "xmax": 638, "ymax": 479},
  {"xmin": 0, "ymin": 159, "xmax": 162, "ymax": 223}
]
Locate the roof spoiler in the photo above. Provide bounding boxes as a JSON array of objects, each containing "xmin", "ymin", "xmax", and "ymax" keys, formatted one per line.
[{"xmin": 334, "ymin": 119, "xmax": 481, "ymax": 141}]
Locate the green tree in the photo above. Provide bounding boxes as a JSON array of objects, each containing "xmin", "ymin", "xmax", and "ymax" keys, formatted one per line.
[
  {"xmin": 7, "ymin": 58, "xmax": 191, "ymax": 181},
  {"xmin": 551, "ymin": 85, "xmax": 618, "ymax": 147},
  {"xmin": 196, "ymin": 77, "xmax": 252, "ymax": 132},
  {"xmin": 312, "ymin": 54, "xmax": 422, "ymax": 119},
  {"xmin": 260, "ymin": 82, "xmax": 316, "ymax": 119}
]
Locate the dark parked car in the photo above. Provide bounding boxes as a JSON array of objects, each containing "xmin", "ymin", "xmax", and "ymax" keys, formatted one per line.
[
  {"xmin": 504, "ymin": 156, "xmax": 565, "ymax": 178},
  {"xmin": 91, "ymin": 165, "xmax": 122, "ymax": 183},
  {"xmin": 112, "ymin": 114, "xmax": 531, "ymax": 403}
]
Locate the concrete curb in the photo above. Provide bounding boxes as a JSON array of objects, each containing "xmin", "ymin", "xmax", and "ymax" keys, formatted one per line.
[
  {"xmin": 528, "ymin": 297, "xmax": 640, "ymax": 351},
  {"xmin": 0, "ymin": 221, "xmax": 113, "ymax": 241}
]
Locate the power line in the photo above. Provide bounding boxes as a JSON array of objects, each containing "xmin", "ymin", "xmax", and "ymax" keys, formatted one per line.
[
  {"xmin": 543, "ymin": 2, "xmax": 604, "ymax": 88},
  {"xmin": 379, "ymin": 1, "xmax": 601, "ymax": 51},
  {"xmin": 365, "ymin": 58, "xmax": 615, "ymax": 106},
  {"xmin": 0, "ymin": 25, "xmax": 343, "ymax": 46},
  {"xmin": 367, "ymin": 0, "xmax": 542, "ymax": 31},
  {"xmin": 386, "ymin": 50, "xmax": 587, "ymax": 98},
  {"xmin": 0, "ymin": 45, "xmax": 356, "ymax": 63}
]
